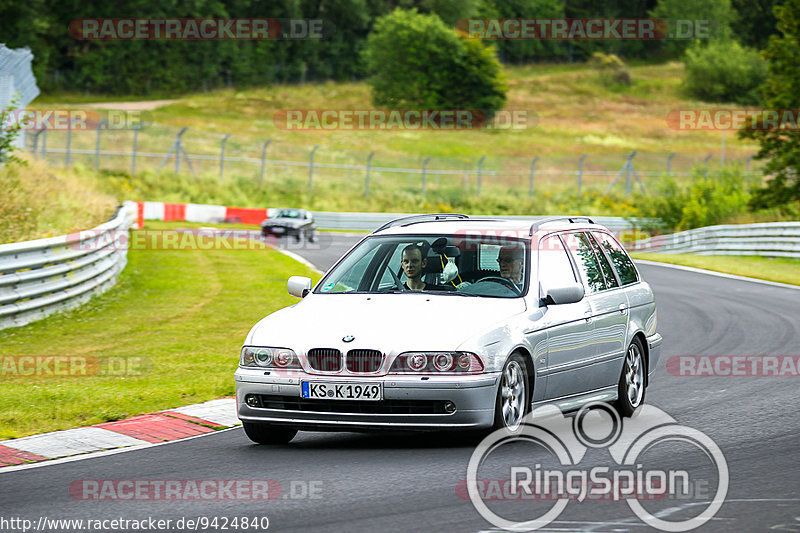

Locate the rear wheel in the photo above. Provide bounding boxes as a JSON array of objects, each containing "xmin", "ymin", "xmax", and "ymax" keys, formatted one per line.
[
  {"xmin": 614, "ymin": 338, "xmax": 646, "ymax": 417},
  {"xmin": 242, "ymin": 422, "xmax": 297, "ymax": 444},
  {"xmin": 493, "ymin": 354, "xmax": 528, "ymax": 431}
]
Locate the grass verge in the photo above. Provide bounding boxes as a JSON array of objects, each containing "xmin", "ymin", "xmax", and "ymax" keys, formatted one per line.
[
  {"xmin": 0, "ymin": 161, "xmax": 117, "ymax": 244},
  {"xmin": 632, "ymin": 253, "xmax": 800, "ymax": 286},
  {"xmin": 0, "ymin": 221, "xmax": 320, "ymax": 439}
]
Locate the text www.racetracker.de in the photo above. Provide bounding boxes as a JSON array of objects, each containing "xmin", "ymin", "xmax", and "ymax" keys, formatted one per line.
[{"xmin": 0, "ymin": 515, "xmax": 270, "ymax": 532}]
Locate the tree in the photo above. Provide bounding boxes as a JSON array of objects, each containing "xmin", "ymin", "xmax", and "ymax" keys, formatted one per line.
[
  {"xmin": 731, "ymin": 0, "xmax": 784, "ymax": 50},
  {"xmin": 683, "ymin": 39, "xmax": 766, "ymax": 104},
  {"xmin": 740, "ymin": 0, "xmax": 800, "ymax": 207},
  {"xmin": 478, "ymin": 0, "xmax": 566, "ymax": 63},
  {"xmin": 649, "ymin": 0, "xmax": 735, "ymax": 57},
  {"xmin": 363, "ymin": 8, "xmax": 507, "ymax": 113}
]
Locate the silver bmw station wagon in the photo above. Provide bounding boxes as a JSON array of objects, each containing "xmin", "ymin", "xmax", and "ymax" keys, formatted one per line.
[{"xmin": 235, "ymin": 215, "xmax": 662, "ymax": 444}]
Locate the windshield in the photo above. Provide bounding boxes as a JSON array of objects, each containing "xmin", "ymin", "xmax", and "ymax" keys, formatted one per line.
[
  {"xmin": 314, "ymin": 234, "xmax": 529, "ymax": 298},
  {"xmin": 276, "ymin": 209, "xmax": 303, "ymax": 219}
]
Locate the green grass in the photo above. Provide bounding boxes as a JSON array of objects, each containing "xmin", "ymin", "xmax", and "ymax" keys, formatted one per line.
[
  {"xmin": 0, "ymin": 221, "xmax": 320, "ymax": 439},
  {"xmin": 0, "ymin": 161, "xmax": 117, "ymax": 243},
  {"xmin": 632, "ymin": 253, "xmax": 800, "ymax": 286},
  {"xmin": 37, "ymin": 62, "xmax": 761, "ymax": 165}
]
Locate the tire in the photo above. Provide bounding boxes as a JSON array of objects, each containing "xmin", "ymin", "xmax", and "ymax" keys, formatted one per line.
[
  {"xmin": 493, "ymin": 353, "xmax": 529, "ymax": 431},
  {"xmin": 242, "ymin": 422, "xmax": 297, "ymax": 445},
  {"xmin": 614, "ymin": 337, "xmax": 647, "ymax": 417}
]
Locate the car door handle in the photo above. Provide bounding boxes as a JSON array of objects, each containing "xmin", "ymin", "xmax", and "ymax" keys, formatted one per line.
[{"xmin": 619, "ymin": 304, "xmax": 628, "ymax": 314}]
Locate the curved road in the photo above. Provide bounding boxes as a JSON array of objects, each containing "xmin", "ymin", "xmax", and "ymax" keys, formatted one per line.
[{"xmin": 1, "ymin": 234, "xmax": 798, "ymax": 532}]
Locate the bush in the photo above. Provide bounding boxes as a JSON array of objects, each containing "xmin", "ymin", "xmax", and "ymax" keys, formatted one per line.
[
  {"xmin": 0, "ymin": 97, "xmax": 25, "ymax": 166},
  {"xmin": 683, "ymin": 40, "xmax": 766, "ymax": 104},
  {"xmin": 363, "ymin": 8, "xmax": 507, "ymax": 114},
  {"xmin": 588, "ymin": 52, "xmax": 631, "ymax": 86},
  {"xmin": 637, "ymin": 168, "xmax": 755, "ymax": 231}
]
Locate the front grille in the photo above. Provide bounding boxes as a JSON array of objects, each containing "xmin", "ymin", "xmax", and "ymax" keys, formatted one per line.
[
  {"xmin": 346, "ymin": 349, "xmax": 384, "ymax": 373},
  {"xmin": 254, "ymin": 395, "xmax": 449, "ymax": 415},
  {"xmin": 307, "ymin": 348, "xmax": 342, "ymax": 372}
]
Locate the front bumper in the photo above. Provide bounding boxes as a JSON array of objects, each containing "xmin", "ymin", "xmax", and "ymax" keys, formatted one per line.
[
  {"xmin": 235, "ymin": 368, "xmax": 499, "ymax": 431},
  {"xmin": 647, "ymin": 332, "xmax": 663, "ymax": 382}
]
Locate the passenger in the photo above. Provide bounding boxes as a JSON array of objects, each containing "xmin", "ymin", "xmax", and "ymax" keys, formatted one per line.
[
  {"xmin": 400, "ymin": 244, "xmax": 444, "ymax": 291},
  {"xmin": 497, "ymin": 246, "xmax": 524, "ymax": 287}
]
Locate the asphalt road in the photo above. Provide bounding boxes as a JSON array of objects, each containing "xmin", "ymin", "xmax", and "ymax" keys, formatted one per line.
[{"xmin": 1, "ymin": 234, "xmax": 798, "ymax": 533}]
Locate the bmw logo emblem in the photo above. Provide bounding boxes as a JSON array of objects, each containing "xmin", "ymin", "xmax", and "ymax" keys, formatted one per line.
[{"xmin": 342, "ymin": 335, "xmax": 355, "ymax": 343}]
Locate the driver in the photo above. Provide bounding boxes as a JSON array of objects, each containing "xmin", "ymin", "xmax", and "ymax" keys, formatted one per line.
[
  {"xmin": 497, "ymin": 246, "xmax": 524, "ymax": 288},
  {"xmin": 400, "ymin": 244, "xmax": 444, "ymax": 291}
]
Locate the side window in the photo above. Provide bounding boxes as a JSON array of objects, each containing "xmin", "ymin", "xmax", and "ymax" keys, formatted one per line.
[
  {"xmin": 593, "ymin": 232, "xmax": 639, "ymax": 285},
  {"xmin": 538, "ymin": 234, "xmax": 577, "ymax": 290},
  {"xmin": 562, "ymin": 232, "xmax": 606, "ymax": 294},
  {"xmin": 587, "ymin": 233, "xmax": 619, "ymax": 289}
]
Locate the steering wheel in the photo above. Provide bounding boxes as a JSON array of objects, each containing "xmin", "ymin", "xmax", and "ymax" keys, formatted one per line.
[{"xmin": 474, "ymin": 276, "xmax": 522, "ymax": 295}]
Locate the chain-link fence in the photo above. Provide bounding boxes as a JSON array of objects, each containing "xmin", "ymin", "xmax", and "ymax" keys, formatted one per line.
[{"xmin": 23, "ymin": 122, "xmax": 763, "ymax": 198}]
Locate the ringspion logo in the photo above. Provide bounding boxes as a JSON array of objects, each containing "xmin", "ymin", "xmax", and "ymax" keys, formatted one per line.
[{"xmin": 465, "ymin": 403, "xmax": 728, "ymax": 531}]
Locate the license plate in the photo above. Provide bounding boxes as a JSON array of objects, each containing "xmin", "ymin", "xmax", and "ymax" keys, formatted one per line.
[
  {"xmin": 272, "ymin": 227, "xmax": 285, "ymax": 233},
  {"xmin": 301, "ymin": 381, "xmax": 383, "ymax": 401}
]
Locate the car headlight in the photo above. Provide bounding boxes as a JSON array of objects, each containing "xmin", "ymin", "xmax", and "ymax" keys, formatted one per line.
[
  {"xmin": 390, "ymin": 352, "xmax": 484, "ymax": 374},
  {"xmin": 240, "ymin": 346, "xmax": 300, "ymax": 369}
]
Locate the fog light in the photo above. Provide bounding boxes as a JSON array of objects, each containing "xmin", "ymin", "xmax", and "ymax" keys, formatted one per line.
[
  {"xmin": 246, "ymin": 394, "xmax": 260, "ymax": 407},
  {"xmin": 443, "ymin": 401, "xmax": 456, "ymax": 414}
]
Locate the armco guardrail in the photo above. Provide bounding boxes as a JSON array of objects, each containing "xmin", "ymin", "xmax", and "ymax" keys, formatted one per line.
[
  {"xmin": 311, "ymin": 211, "xmax": 643, "ymax": 234},
  {"xmin": 627, "ymin": 222, "xmax": 800, "ymax": 258},
  {"xmin": 0, "ymin": 201, "xmax": 138, "ymax": 331}
]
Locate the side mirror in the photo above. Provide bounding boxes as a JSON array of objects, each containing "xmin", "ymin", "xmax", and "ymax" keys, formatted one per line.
[
  {"xmin": 540, "ymin": 282, "xmax": 584, "ymax": 306},
  {"xmin": 288, "ymin": 276, "xmax": 313, "ymax": 298}
]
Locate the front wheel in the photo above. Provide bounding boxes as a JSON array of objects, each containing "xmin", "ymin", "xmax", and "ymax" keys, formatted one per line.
[
  {"xmin": 242, "ymin": 422, "xmax": 297, "ymax": 445},
  {"xmin": 493, "ymin": 354, "xmax": 528, "ymax": 431},
  {"xmin": 614, "ymin": 338, "xmax": 646, "ymax": 417}
]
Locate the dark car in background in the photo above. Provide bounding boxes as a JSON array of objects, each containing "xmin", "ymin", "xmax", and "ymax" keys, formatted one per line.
[{"xmin": 260, "ymin": 208, "xmax": 316, "ymax": 242}]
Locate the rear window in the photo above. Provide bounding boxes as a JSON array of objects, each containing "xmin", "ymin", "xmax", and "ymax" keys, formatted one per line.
[{"xmin": 593, "ymin": 232, "xmax": 639, "ymax": 286}]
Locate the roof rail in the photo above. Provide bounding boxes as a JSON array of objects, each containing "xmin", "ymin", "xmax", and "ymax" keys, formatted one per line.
[
  {"xmin": 373, "ymin": 213, "xmax": 469, "ymax": 233},
  {"xmin": 528, "ymin": 216, "xmax": 595, "ymax": 236}
]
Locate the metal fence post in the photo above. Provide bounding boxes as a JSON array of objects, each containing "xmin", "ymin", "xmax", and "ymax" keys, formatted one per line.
[
  {"xmin": 40, "ymin": 127, "xmax": 47, "ymax": 160},
  {"xmin": 703, "ymin": 153, "xmax": 712, "ymax": 180},
  {"xmin": 32, "ymin": 128, "xmax": 42, "ymax": 155},
  {"xmin": 625, "ymin": 151, "xmax": 636, "ymax": 195},
  {"xmin": 421, "ymin": 157, "xmax": 431, "ymax": 195},
  {"xmin": 747, "ymin": 154, "xmax": 754, "ymax": 174},
  {"xmin": 666, "ymin": 152, "xmax": 676, "ymax": 175},
  {"xmin": 95, "ymin": 119, "xmax": 108, "ymax": 169},
  {"xmin": 577, "ymin": 154, "xmax": 587, "ymax": 195},
  {"xmin": 176, "ymin": 127, "xmax": 187, "ymax": 173},
  {"xmin": 308, "ymin": 145, "xmax": 320, "ymax": 196},
  {"xmin": 364, "ymin": 151, "xmax": 375, "ymax": 198},
  {"xmin": 259, "ymin": 140, "xmax": 271, "ymax": 186},
  {"xmin": 132, "ymin": 124, "xmax": 141, "ymax": 176},
  {"xmin": 477, "ymin": 155, "xmax": 486, "ymax": 196},
  {"xmin": 529, "ymin": 156, "xmax": 538, "ymax": 197},
  {"xmin": 219, "ymin": 133, "xmax": 231, "ymax": 181},
  {"xmin": 65, "ymin": 118, "xmax": 75, "ymax": 167}
]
